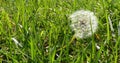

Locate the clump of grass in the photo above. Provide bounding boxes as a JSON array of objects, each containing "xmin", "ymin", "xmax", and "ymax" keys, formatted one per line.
[{"xmin": 0, "ymin": 0, "xmax": 120, "ymax": 63}]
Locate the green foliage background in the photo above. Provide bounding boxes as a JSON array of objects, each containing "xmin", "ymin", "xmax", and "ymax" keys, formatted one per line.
[{"xmin": 0, "ymin": 0, "xmax": 120, "ymax": 63}]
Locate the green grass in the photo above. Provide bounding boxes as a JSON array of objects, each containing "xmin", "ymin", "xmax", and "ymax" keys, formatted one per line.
[{"xmin": 0, "ymin": 0, "xmax": 120, "ymax": 63}]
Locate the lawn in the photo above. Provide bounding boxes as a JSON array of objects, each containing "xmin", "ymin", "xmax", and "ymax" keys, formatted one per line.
[{"xmin": 0, "ymin": 0, "xmax": 120, "ymax": 63}]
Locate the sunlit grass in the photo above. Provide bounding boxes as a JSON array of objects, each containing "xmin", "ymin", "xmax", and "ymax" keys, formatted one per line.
[{"xmin": 0, "ymin": 0, "xmax": 120, "ymax": 63}]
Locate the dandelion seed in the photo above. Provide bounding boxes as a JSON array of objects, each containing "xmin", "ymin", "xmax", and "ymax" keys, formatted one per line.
[
  {"xmin": 11, "ymin": 38, "xmax": 23, "ymax": 47},
  {"xmin": 95, "ymin": 44, "xmax": 100, "ymax": 50},
  {"xmin": 108, "ymin": 16, "xmax": 115, "ymax": 37},
  {"xmin": 69, "ymin": 10, "xmax": 98, "ymax": 38},
  {"xmin": 118, "ymin": 21, "xmax": 120, "ymax": 36},
  {"xmin": 18, "ymin": 24, "xmax": 23, "ymax": 28},
  {"xmin": 56, "ymin": 54, "xmax": 59, "ymax": 57}
]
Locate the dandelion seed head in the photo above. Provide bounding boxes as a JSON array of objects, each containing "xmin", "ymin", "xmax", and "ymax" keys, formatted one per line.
[{"xmin": 69, "ymin": 10, "xmax": 98, "ymax": 38}]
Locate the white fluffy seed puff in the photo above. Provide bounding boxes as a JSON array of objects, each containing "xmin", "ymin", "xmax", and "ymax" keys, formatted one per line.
[{"xmin": 69, "ymin": 10, "xmax": 98, "ymax": 39}]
